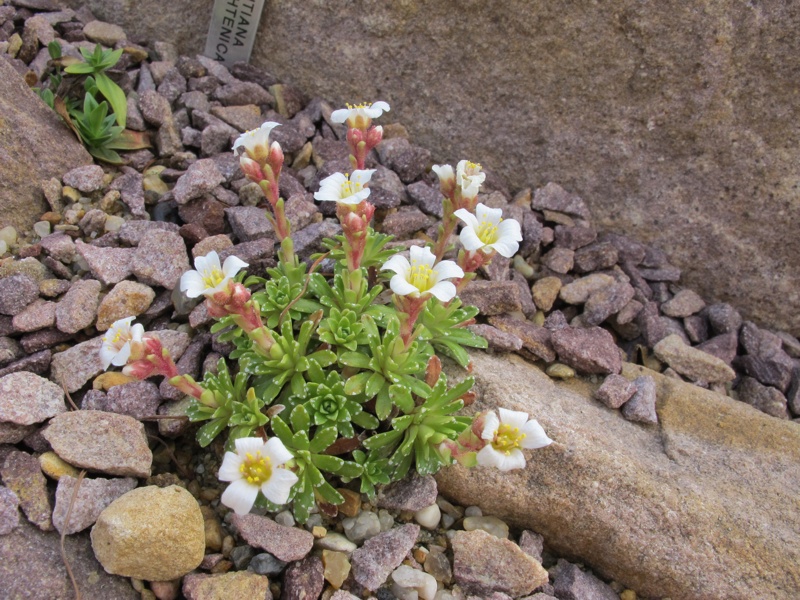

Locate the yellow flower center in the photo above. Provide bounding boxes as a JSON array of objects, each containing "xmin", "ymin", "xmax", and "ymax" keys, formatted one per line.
[
  {"xmin": 408, "ymin": 262, "xmax": 434, "ymax": 292},
  {"xmin": 492, "ymin": 423, "xmax": 526, "ymax": 455},
  {"xmin": 240, "ymin": 451, "xmax": 272, "ymax": 485},
  {"xmin": 346, "ymin": 102, "xmax": 370, "ymax": 109},
  {"xmin": 464, "ymin": 161, "xmax": 482, "ymax": 175},
  {"xmin": 339, "ymin": 176, "xmax": 363, "ymax": 198},
  {"xmin": 201, "ymin": 268, "xmax": 225, "ymax": 289},
  {"xmin": 476, "ymin": 217, "xmax": 501, "ymax": 245}
]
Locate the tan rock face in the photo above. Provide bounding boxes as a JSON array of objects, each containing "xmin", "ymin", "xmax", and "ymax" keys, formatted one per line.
[
  {"xmin": 0, "ymin": 58, "xmax": 92, "ymax": 234},
  {"xmin": 91, "ymin": 485, "xmax": 205, "ymax": 581},
  {"xmin": 69, "ymin": 0, "xmax": 800, "ymax": 334},
  {"xmin": 436, "ymin": 352, "xmax": 800, "ymax": 600}
]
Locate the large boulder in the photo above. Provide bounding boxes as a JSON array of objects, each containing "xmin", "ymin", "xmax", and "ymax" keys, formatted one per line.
[
  {"xmin": 0, "ymin": 57, "xmax": 92, "ymax": 233},
  {"xmin": 67, "ymin": 1, "xmax": 800, "ymax": 335},
  {"xmin": 436, "ymin": 351, "xmax": 800, "ymax": 600}
]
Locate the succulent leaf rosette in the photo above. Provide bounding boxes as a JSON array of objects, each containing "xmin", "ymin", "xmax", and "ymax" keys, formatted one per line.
[{"xmin": 98, "ymin": 104, "xmax": 552, "ymax": 522}]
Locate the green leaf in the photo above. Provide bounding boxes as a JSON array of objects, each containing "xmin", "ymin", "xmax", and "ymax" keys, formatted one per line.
[
  {"xmin": 94, "ymin": 72, "xmax": 127, "ymax": 127},
  {"xmin": 365, "ymin": 371, "xmax": 385, "ymax": 399},
  {"xmin": 339, "ymin": 352, "xmax": 371, "ymax": 369},
  {"xmin": 309, "ymin": 426, "xmax": 337, "ymax": 454},
  {"xmin": 352, "ymin": 410, "xmax": 380, "ymax": 430},
  {"xmin": 196, "ymin": 417, "xmax": 227, "ymax": 448},
  {"xmin": 335, "ymin": 460, "xmax": 363, "ymax": 479},
  {"xmin": 270, "ymin": 416, "xmax": 293, "ymax": 447},
  {"xmin": 389, "ymin": 384, "xmax": 414, "ymax": 414},
  {"xmin": 375, "ymin": 387, "xmax": 392, "ymax": 421},
  {"xmin": 64, "ymin": 62, "xmax": 95, "ymax": 75},
  {"xmin": 315, "ymin": 481, "xmax": 345, "ymax": 506},
  {"xmin": 362, "ymin": 429, "xmax": 404, "ymax": 450},
  {"xmin": 310, "ymin": 454, "xmax": 344, "ymax": 473},
  {"xmin": 290, "ymin": 404, "xmax": 310, "ymax": 434},
  {"xmin": 344, "ymin": 371, "xmax": 370, "ymax": 395}
]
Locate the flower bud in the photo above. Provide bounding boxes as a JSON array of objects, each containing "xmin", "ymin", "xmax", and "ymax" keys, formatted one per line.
[{"xmin": 239, "ymin": 155, "xmax": 265, "ymax": 183}]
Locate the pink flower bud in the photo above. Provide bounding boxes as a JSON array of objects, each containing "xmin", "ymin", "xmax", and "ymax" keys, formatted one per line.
[
  {"xmin": 240, "ymin": 155, "xmax": 265, "ymax": 183},
  {"xmin": 366, "ymin": 125, "xmax": 383, "ymax": 148}
]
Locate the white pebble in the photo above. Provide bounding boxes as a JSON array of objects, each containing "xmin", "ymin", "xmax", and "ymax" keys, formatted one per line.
[
  {"xmin": 392, "ymin": 565, "xmax": 438, "ymax": 600},
  {"xmin": 414, "ymin": 503, "xmax": 441, "ymax": 530},
  {"xmin": 463, "ymin": 515, "xmax": 509, "ymax": 539},
  {"xmin": 0, "ymin": 226, "xmax": 17, "ymax": 246},
  {"xmin": 464, "ymin": 505, "xmax": 483, "ymax": 517},
  {"xmin": 378, "ymin": 508, "xmax": 394, "ymax": 531},
  {"xmin": 313, "ymin": 531, "xmax": 357, "ymax": 553},
  {"xmin": 104, "ymin": 215, "xmax": 125, "ymax": 232},
  {"xmin": 441, "ymin": 514, "xmax": 455, "ymax": 529},
  {"xmin": 274, "ymin": 510, "xmax": 295, "ymax": 527},
  {"xmin": 0, "ymin": 240, "xmax": 7, "ymax": 256},
  {"xmin": 33, "ymin": 221, "xmax": 51, "ymax": 238}
]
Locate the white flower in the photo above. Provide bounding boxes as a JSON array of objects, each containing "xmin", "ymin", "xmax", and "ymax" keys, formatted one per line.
[
  {"xmin": 180, "ymin": 251, "xmax": 249, "ymax": 299},
  {"xmin": 476, "ymin": 408, "xmax": 552, "ymax": 471},
  {"xmin": 218, "ymin": 436, "xmax": 299, "ymax": 514},
  {"xmin": 314, "ymin": 170, "xmax": 376, "ymax": 205},
  {"xmin": 232, "ymin": 121, "xmax": 281, "ymax": 156},
  {"xmin": 331, "ymin": 101, "xmax": 390, "ymax": 126},
  {"xmin": 382, "ymin": 245, "xmax": 464, "ymax": 302},
  {"xmin": 100, "ymin": 317, "xmax": 144, "ymax": 370},
  {"xmin": 431, "ymin": 164, "xmax": 454, "ymax": 184},
  {"xmin": 456, "ymin": 160, "xmax": 485, "ymax": 199},
  {"xmin": 454, "ymin": 203, "xmax": 523, "ymax": 257}
]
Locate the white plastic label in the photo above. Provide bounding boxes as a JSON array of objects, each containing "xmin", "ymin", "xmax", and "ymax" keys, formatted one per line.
[{"xmin": 204, "ymin": 0, "xmax": 265, "ymax": 67}]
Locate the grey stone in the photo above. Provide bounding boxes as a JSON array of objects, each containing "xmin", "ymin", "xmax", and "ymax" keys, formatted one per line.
[
  {"xmin": 736, "ymin": 377, "xmax": 790, "ymax": 420},
  {"xmin": 0, "ymin": 274, "xmax": 39, "ymax": 316},
  {"xmin": 110, "ymin": 171, "xmax": 146, "ymax": 218},
  {"xmin": 172, "ymin": 158, "xmax": 225, "ymax": 204},
  {"xmin": 55, "ymin": 279, "xmax": 101, "ymax": 333},
  {"xmin": 232, "ymin": 514, "xmax": 314, "ymax": 562},
  {"xmin": 282, "ymin": 555, "xmax": 324, "ymax": 600},
  {"xmin": 407, "ymin": 180, "xmax": 444, "ymax": 218},
  {"xmin": 351, "ymin": 523, "xmax": 420, "ymax": 591},
  {"xmin": 12, "ymin": 299, "xmax": 56, "ymax": 333},
  {"xmin": 573, "ymin": 242, "xmax": 618, "ymax": 273},
  {"xmin": 531, "ymin": 183, "xmax": 590, "ymax": 219},
  {"xmin": 83, "ymin": 381, "xmax": 162, "ymax": 420},
  {"xmin": 653, "ymin": 334, "xmax": 736, "ymax": 383},
  {"xmin": 248, "ymin": 552, "xmax": 287, "ymax": 576},
  {"xmin": 540, "ymin": 247, "xmax": 574, "ymax": 274},
  {"xmin": 43, "ymin": 411, "xmax": 152, "ymax": 478},
  {"xmin": 377, "ymin": 473, "xmax": 438, "ymax": 512},
  {"xmin": 554, "ymin": 224, "xmax": 597, "ymax": 250},
  {"xmin": 468, "ymin": 324, "xmax": 524, "ymax": 353},
  {"xmin": 39, "ymin": 232, "xmax": 76, "ymax": 263},
  {"xmin": 225, "ymin": 206, "xmax": 275, "ymax": 242},
  {"xmin": 488, "ymin": 316, "xmax": 556, "ymax": 363},
  {"xmin": 661, "ymin": 289, "xmax": 706, "ymax": 317},
  {"xmin": 52, "ymin": 475, "xmax": 138, "ymax": 535},
  {"xmin": 459, "ymin": 280, "xmax": 522, "ymax": 316},
  {"xmin": 62, "ymin": 165, "xmax": 105, "ymax": 193},
  {"xmin": 131, "ymin": 229, "xmax": 190, "ymax": 289},
  {"xmin": 0, "ymin": 486, "xmax": 19, "ymax": 535},
  {"xmin": 552, "ymin": 560, "xmax": 617, "ymax": 600},
  {"xmin": 621, "ymin": 376, "xmax": 658, "ymax": 424},
  {"xmin": 1, "ymin": 449, "xmax": 52, "ymax": 530},
  {"xmin": 76, "ymin": 240, "xmax": 135, "ymax": 286},
  {"xmin": 376, "ymin": 137, "xmax": 431, "ymax": 183},
  {"xmin": 582, "ymin": 282, "xmax": 635, "ymax": 326},
  {"xmin": 594, "ymin": 373, "xmax": 637, "ymax": 409},
  {"xmin": 550, "ymin": 326, "xmax": 622, "ymax": 375},
  {"xmin": 0, "ymin": 371, "xmax": 65, "ymax": 425},
  {"xmin": 381, "ymin": 206, "xmax": 434, "ymax": 238}
]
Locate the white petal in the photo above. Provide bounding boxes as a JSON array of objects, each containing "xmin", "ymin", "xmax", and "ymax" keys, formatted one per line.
[
  {"xmin": 521, "ymin": 419, "xmax": 553, "ymax": 449},
  {"xmin": 481, "ymin": 411, "xmax": 500, "ymax": 440},
  {"xmin": 339, "ymin": 188, "xmax": 369, "ymax": 205},
  {"xmin": 180, "ymin": 271, "xmax": 207, "ymax": 298},
  {"xmin": 453, "ymin": 208, "xmax": 479, "ymax": 229},
  {"xmin": 130, "ymin": 323, "xmax": 144, "ymax": 341},
  {"xmin": 194, "ymin": 251, "xmax": 221, "ymax": 273},
  {"xmin": 109, "ymin": 342, "xmax": 131, "ymax": 367},
  {"xmin": 427, "ymin": 281, "xmax": 457, "ymax": 302},
  {"xmin": 489, "ymin": 238, "xmax": 519, "ymax": 258},
  {"xmin": 476, "ymin": 445, "xmax": 504, "ymax": 468},
  {"xmin": 497, "ymin": 218, "xmax": 522, "ymax": 241},
  {"xmin": 264, "ymin": 437, "xmax": 293, "ymax": 466},
  {"xmin": 234, "ymin": 437, "xmax": 267, "ymax": 457},
  {"xmin": 495, "ymin": 448, "xmax": 527, "ymax": 471},
  {"xmin": 432, "ymin": 260, "xmax": 464, "ymax": 283},
  {"xmin": 351, "ymin": 169, "xmax": 376, "ymax": 186},
  {"xmin": 475, "ymin": 203, "xmax": 503, "ymax": 225},
  {"xmin": 409, "ymin": 245, "xmax": 436, "ymax": 268},
  {"xmin": 330, "ymin": 108, "xmax": 350, "ymax": 124},
  {"xmin": 218, "ymin": 451, "xmax": 244, "ymax": 482},
  {"xmin": 382, "ymin": 254, "xmax": 410, "ymax": 276},
  {"xmin": 221, "ymin": 479, "xmax": 259, "ymax": 515},
  {"xmin": 261, "ymin": 467, "xmax": 299, "ymax": 505},
  {"xmin": 499, "ymin": 408, "xmax": 529, "ymax": 429},
  {"xmin": 459, "ymin": 227, "xmax": 485, "ymax": 252},
  {"xmin": 99, "ymin": 345, "xmax": 116, "ymax": 370},
  {"xmin": 370, "ymin": 101, "xmax": 390, "ymax": 113},
  {"xmin": 390, "ymin": 274, "xmax": 420, "ymax": 297},
  {"xmin": 314, "ymin": 172, "xmax": 347, "ymax": 202},
  {"xmin": 432, "ymin": 164, "xmax": 454, "ymax": 181},
  {"xmin": 222, "ymin": 255, "xmax": 249, "ymax": 278},
  {"xmin": 461, "ymin": 179, "xmax": 482, "ymax": 199}
]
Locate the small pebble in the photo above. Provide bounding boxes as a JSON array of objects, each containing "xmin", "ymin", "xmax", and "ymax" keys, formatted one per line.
[{"xmin": 415, "ymin": 503, "xmax": 441, "ymax": 529}]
